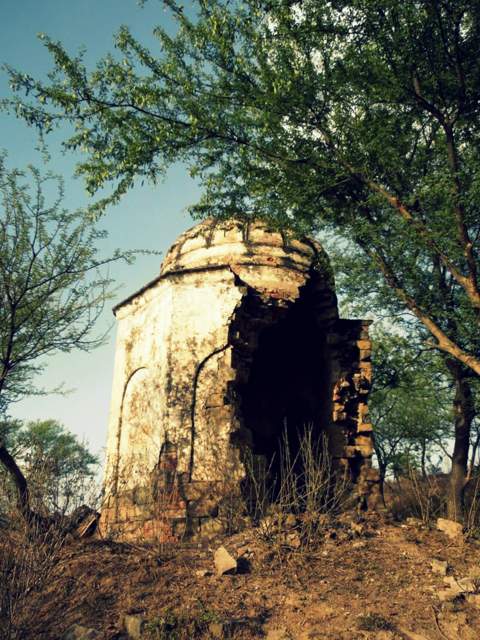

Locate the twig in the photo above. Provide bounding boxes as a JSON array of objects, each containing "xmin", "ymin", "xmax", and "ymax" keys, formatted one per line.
[{"xmin": 431, "ymin": 605, "xmax": 451, "ymax": 640}]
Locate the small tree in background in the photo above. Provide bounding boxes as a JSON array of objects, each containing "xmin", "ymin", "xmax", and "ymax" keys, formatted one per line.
[
  {"xmin": 0, "ymin": 155, "xmax": 134, "ymax": 523},
  {"xmin": 369, "ymin": 331, "xmax": 451, "ymax": 494},
  {"xmin": 0, "ymin": 419, "xmax": 98, "ymax": 517}
]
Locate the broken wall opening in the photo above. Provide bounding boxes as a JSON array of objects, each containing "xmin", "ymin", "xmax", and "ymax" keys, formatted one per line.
[
  {"xmin": 240, "ymin": 290, "xmax": 331, "ymax": 487},
  {"xmin": 227, "ymin": 270, "xmax": 340, "ymax": 509}
]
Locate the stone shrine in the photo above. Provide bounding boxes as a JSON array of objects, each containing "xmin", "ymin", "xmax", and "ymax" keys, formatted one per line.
[{"xmin": 100, "ymin": 219, "xmax": 377, "ymax": 540}]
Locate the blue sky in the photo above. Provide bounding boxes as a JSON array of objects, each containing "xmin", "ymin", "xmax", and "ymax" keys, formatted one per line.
[{"xmin": 1, "ymin": 1, "xmax": 200, "ymax": 459}]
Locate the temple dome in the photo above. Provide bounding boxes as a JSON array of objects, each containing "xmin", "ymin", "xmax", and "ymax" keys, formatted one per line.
[{"xmin": 160, "ymin": 218, "xmax": 328, "ymax": 278}]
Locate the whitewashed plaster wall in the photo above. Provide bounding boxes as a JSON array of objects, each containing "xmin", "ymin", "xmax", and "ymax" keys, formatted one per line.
[{"xmin": 103, "ymin": 266, "xmax": 245, "ymax": 497}]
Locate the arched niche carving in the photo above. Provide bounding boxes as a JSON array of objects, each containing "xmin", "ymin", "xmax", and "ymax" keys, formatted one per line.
[{"xmin": 117, "ymin": 367, "xmax": 161, "ymax": 491}]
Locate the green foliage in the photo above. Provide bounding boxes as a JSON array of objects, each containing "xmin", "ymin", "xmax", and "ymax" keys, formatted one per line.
[
  {"xmin": 0, "ymin": 154, "xmax": 135, "ymax": 414},
  {"xmin": 329, "ymin": 230, "xmax": 479, "ymax": 481},
  {"xmin": 3, "ymin": 0, "xmax": 479, "ymax": 373},
  {"xmin": 369, "ymin": 329, "xmax": 452, "ymax": 479},
  {"xmin": 0, "ymin": 418, "xmax": 98, "ymax": 513}
]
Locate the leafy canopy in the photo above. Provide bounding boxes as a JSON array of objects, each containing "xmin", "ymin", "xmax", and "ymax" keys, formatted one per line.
[
  {"xmin": 0, "ymin": 155, "xmax": 135, "ymax": 414},
  {"xmin": 368, "ymin": 329, "xmax": 452, "ymax": 477},
  {"xmin": 3, "ymin": 0, "xmax": 480, "ymax": 373}
]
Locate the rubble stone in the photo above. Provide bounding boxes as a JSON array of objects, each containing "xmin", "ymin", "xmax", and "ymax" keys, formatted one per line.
[
  {"xmin": 431, "ymin": 559, "xmax": 448, "ymax": 576},
  {"xmin": 437, "ymin": 589, "xmax": 462, "ymax": 602},
  {"xmin": 437, "ymin": 518, "xmax": 463, "ymax": 540},
  {"xmin": 62, "ymin": 626, "xmax": 101, "ymax": 640},
  {"xmin": 214, "ymin": 545, "xmax": 237, "ymax": 576},
  {"xmin": 456, "ymin": 576, "xmax": 480, "ymax": 593}
]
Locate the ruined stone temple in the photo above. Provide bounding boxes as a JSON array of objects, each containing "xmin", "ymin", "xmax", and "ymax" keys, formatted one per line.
[{"xmin": 100, "ymin": 219, "xmax": 377, "ymax": 541}]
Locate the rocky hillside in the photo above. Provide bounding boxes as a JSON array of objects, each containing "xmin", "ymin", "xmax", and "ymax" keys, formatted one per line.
[{"xmin": 4, "ymin": 513, "xmax": 480, "ymax": 640}]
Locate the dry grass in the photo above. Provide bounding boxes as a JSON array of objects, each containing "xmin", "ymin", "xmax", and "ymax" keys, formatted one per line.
[
  {"xmin": 386, "ymin": 471, "xmax": 446, "ymax": 525},
  {"xmin": 465, "ymin": 474, "xmax": 480, "ymax": 539},
  {"xmin": 0, "ymin": 512, "xmax": 66, "ymax": 640},
  {"xmin": 239, "ymin": 427, "xmax": 353, "ymax": 562},
  {"xmin": 2, "ymin": 516, "xmax": 479, "ymax": 639},
  {"xmin": 385, "ymin": 467, "xmax": 480, "ymax": 538}
]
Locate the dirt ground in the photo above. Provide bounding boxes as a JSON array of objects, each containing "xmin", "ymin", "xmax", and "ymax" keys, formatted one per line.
[{"xmin": 12, "ymin": 514, "xmax": 480, "ymax": 639}]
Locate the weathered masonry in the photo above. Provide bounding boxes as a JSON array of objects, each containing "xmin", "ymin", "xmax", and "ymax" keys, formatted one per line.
[{"xmin": 100, "ymin": 219, "xmax": 378, "ymax": 541}]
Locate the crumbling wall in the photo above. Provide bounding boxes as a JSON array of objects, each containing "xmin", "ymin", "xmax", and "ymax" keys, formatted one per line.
[
  {"xmin": 99, "ymin": 220, "xmax": 378, "ymax": 542},
  {"xmin": 328, "ymin": 319, "xmax": 379, "ymax": 507}
]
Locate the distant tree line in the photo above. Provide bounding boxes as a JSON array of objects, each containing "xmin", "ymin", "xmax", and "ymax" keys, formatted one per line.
[{"xmin": 0, "ymin": 418, "xmax": 98, "ymax": 519}]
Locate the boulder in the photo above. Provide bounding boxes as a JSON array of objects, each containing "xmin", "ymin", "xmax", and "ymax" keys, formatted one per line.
[
  {"xmin": 437, "ymin": 518, "xmax": 463, "ymax": 540},
  {"xmin": 214, "ymin": 546, "xmax": 237, "ymax": 576}
]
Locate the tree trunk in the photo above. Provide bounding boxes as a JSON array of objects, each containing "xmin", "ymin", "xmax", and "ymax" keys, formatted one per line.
[
  {"xmin": 0, "ymin": 441, "xmax": 98, "ymax": 536},
  {"xmin": 0, "ymin": 441, "xmax": 33, "ymax": 522},
  {"xmin": 420, "ymin": 439, "xmax": 427, "ymax": 479},
  {"xmin": 378, "ymin": 461, "xmax": 388, "ymax": 508},
  {"xmin": 446, "ymin": 362, "xmax": 475, "ymax": 521}
]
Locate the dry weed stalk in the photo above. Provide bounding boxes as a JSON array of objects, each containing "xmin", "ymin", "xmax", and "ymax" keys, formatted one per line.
[
  {"xmin": 388, "ymin": 466, "xmax": 446, "ymax": 525},
  {"xmin": 0, "ymin": 511, "xmax": 66, "ymax": 640},
  {"xmin": 244, "ymin": 426, "xmax": 351, "ymax": 556},
  {"xmin": 217, "ymin": 477, "xmax": 249, "ymax": 536},
  {"xmin": 408, "ymin": 466, "xmax": 437, "ymax": 525}
]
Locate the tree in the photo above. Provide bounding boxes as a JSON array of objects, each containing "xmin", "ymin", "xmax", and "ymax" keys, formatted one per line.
[
  {"xmin": 0, "ymin": 418, "xmax": 98, "ymax": 515},
  {"xmin": 3, "ymin": 0, "xmax": 479, "ymax": 378},
  {"xmin": 367, "ymin": 329, "xmax": 451, "ymax": 500},
  {"xmin": 330, "ymin": 230, "xmax": 478, "ymax": 519},
  {"xmin": 0, "ymin": 155, "xmax": 133, "ymax": 521}
]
